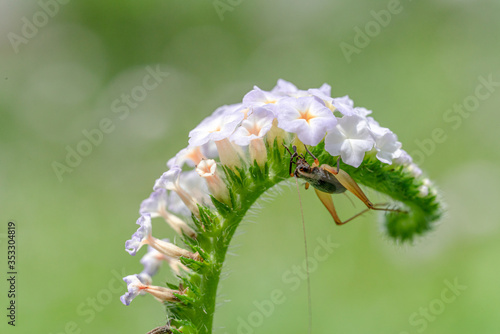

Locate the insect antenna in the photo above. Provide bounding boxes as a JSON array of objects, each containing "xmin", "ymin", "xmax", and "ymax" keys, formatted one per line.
[{"xmin": 294, "ymin": 176, "xmax": 313, "ymax": 334}]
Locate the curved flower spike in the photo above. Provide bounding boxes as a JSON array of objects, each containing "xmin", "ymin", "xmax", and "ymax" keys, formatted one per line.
[{"xmin": 122, "ymin": 79, "xmax": 444, "ymax": 334}]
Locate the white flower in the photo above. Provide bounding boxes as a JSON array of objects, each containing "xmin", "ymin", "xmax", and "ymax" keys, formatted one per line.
[
  {"xmin": 154, "ymin": 166, "xmax": 200, "ymax": 217},
  {"xmin": 141, "ymin": 243, "xmax": 189, "ymax": 277},
  {"xmin": 165, "ymin": 170, "xmax": 209, "ymax": 216},
  {"xmin": 125, "ymin": 215, "xmax": 153, "ymax": 256},
  {"xmin": 242, "ymin": 86, "xmax": 281, "ymax": 113},
  {"xmin": 417, "ymin": 179, "xmax": 433, "ymax": 197},
  {"xmin": 366, "ymin": 117, "xmax": 389, "ymax": 137},
  {"xmin": 167, "ymin": 170, "xmax": 209, "ymax": 215},
  {"xmin": 230, "ymin": 107, "xmax": 275, "ymax": 146},
  {"xmin": 366, "ymin": 117, "xmax": 403, "ymax": 165},
  {"xmin": 353, "ymin": 107, "xmax": 372, "ymax": 117},
  {"xmin": 120, "ymin": 275, "xmax": 144, "ymax": 305},
  {"xmin": 125, "ymin": 214, "xmax": 199, "ymax": 261},
  {"xmin": 374, "ymin": 131, "xmax": 402, "ymax": 165},
  {"xmin": 120, "ymin": 274, "xmax": 179, "ymax": 306},
  {"xmin": 140, "ymin": 189, "xmax": 196, "ymax": 238},
  {"xmin": 230, "ymin": 107, "xmax": 274, "ymax": 166},
  {"xmin": 277, "ymin": 96, "xmax": 337, "ymax": 146},
  {"xmin": 137, "ymin": 272, "xmax": 152, "ymax": 287},
  {"xmin": 331, "ymin": 95, "xmax": 355, "ymax": 116},
  {"xmin": 140, "ymin": 189, "xmax": 167, "ymax": 219},
  {"xmin": 272, "ymin": 79, "xmax": 334, "ymax": 99},
  {"xmin": 140, "ymin": 245, "xmax": 165, "ymax": 277},
  {"xmin": 271, "ymin": 79, "xmax": 299, "ymax": 96},
  {"xmin": 196, "ymin": 159, "xmax": 230, "ymax": 204},
  {"xmin": 317, "ymin": 83, "xmax": 332, "ymax": 96},
  {"xmin": 393, "ymin": 149, "xmax": 412, "ymax": 165},
  {"xmin": 324, "ymin": 115, "xmax": 375, "ymax": 168},
  {"xmin": 407, "ymin": 163, "xmax": 422, "ymax": 178},
  {"xmin": 166, "ymin": 142, "xmax": 218, "ymax": 169},
  {"xmin": 308, "ymin": 84, "xmax": 335, "ymax": 110},
  {"xmin": 188, "ymin": 105, "xmax": 244, "ymax": 147},
  {"xmin": 196, "ymin": 159, "xmax": 217, "ymax": 177},
  {"xmin": 153, "ymin": 166, "xmax": 181, "ymax": 191}
]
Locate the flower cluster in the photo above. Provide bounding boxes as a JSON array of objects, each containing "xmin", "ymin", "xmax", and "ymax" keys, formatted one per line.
[
  {"xmin": 121, "ymin": 79, "xmax": 426, "ymax": 306},
  {"xmin": 186, "ymin": 79, "xmax": 418, "ymax": 169}
]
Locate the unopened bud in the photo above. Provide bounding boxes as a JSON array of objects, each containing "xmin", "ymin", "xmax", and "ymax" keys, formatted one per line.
[{"xmin": 196, "ymin": 159, "xmax": 231, "ymax": 205}]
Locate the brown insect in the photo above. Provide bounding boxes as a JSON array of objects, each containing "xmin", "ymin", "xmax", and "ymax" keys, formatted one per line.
[{"xmin": 284, "ymin": 144, "xmax": 403, "ymax": 224}]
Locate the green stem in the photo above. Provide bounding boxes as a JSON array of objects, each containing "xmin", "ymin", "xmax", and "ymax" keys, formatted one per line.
[{"xmin": 164, "ymin": 141, "xmax": 443, "ymax": 333}]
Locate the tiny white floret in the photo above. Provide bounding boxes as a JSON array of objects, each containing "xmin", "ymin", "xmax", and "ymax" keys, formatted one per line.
[{"xmin": 324, "ymin": 115, "xmax": 375, "ymax": 168}]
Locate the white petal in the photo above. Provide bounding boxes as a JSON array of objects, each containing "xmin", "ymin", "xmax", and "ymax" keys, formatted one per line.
[
  {"xmin": 325, "ymin": 115, "xmax": 374, "ymax": 167},
  {"xmin": 277, "ymin": 97, "xmax": 336, "ymax": 145},
  {"xmin": 341, "ymin": 139, "xmax": 374, "ymax": 167}
]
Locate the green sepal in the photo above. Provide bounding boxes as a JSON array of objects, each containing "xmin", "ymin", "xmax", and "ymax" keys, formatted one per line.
[
  {"xmin": 180, "ymin": 276, "xmax": 200, "ymax": 296},
  {"xmin": 180, "ymin": 256, "xmax": 206, "ymax": 272},
  {"xmin": 210, "ymin": 195, "xmax": 231, "ymax": 217},
  {"xmin": 191, "ymin": 245, "xmax": 209, "ymax": 262},
  {"xmin": 166, "ymin": 282, "xmax": 180, "ymax": 290},
  {"xmin": 173, "ymin": 291, "xmax": 195, "ymax": 305}
]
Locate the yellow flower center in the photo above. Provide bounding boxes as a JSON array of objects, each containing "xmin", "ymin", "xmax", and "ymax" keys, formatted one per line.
[{"xmin": 298, "ymin": 109, "xmax": 316, "ymax": 124}]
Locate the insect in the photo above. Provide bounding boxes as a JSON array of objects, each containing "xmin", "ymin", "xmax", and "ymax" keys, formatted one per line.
[{"xmin": 284, "ymin": 144, "xmax": 403, "ymax": 224}]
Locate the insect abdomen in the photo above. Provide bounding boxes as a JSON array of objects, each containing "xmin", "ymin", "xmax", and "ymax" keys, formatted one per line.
[{"xmin": 303, "ymin": 169, "xmax": 347, "ymax": 194}]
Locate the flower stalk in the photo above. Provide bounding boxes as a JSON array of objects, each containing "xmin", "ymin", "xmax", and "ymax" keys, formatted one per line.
[{"xmin": 121, "ymin": 80, "xmax": 444, "ymax": 333}]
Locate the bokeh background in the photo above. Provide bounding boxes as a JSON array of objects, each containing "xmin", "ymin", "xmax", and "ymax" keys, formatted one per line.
[{"xmin": 1, "ymin": 0, "xmax": 499, "ymax": 333}]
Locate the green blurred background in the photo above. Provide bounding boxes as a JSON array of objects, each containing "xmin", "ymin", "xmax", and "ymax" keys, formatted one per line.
[{"xmin": 1, "ymin": 0, "xmax": 499, "ymax": 333}]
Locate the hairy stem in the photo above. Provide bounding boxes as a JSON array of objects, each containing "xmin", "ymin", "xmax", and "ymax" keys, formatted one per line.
[{"xmin": 164, "ymin": 141, "xmax": 443, "ymax": 333}]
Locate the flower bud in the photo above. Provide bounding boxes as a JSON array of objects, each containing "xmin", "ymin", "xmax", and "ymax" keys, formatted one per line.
[
  {"xmin": 196, "ymin": 159, "xmax": 231, "ymax": 205},
  {"xmin": 215, "ymin": 138, "xmax": 242, "ymax": 168}
]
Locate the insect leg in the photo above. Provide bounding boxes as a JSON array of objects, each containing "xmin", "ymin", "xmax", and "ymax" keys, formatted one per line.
[
  {"xmin": 282, "ymin": 143, "xmax": 292, "ymax": 155},
  {"xmin": 320, "ymin": 164, "xmax": 374, "ymax": 208},
  {"xmin": 369, "ymin": 204, "xmax": 407, "ymax": 213},
  {"xmin": 336, "ymin": 207, "xmax": 371, "ymax": 225},
  {"xmin": 303, "ymin": 145, "xmax": 319, "ymax": 167},
  {"xmin": 314, "ymin": 189, "xmax": 343, "ymax": 225},
  {"xmin": 316, "ymin": 189, "xmax": 382, "ymax": 225},
  {"xmin": 321, "ymin": 164, "xmax": 408, "ymax": 214},
  {"xmin": 283, "ymin": 143, "xmax": 298, "ymax": 176}
]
